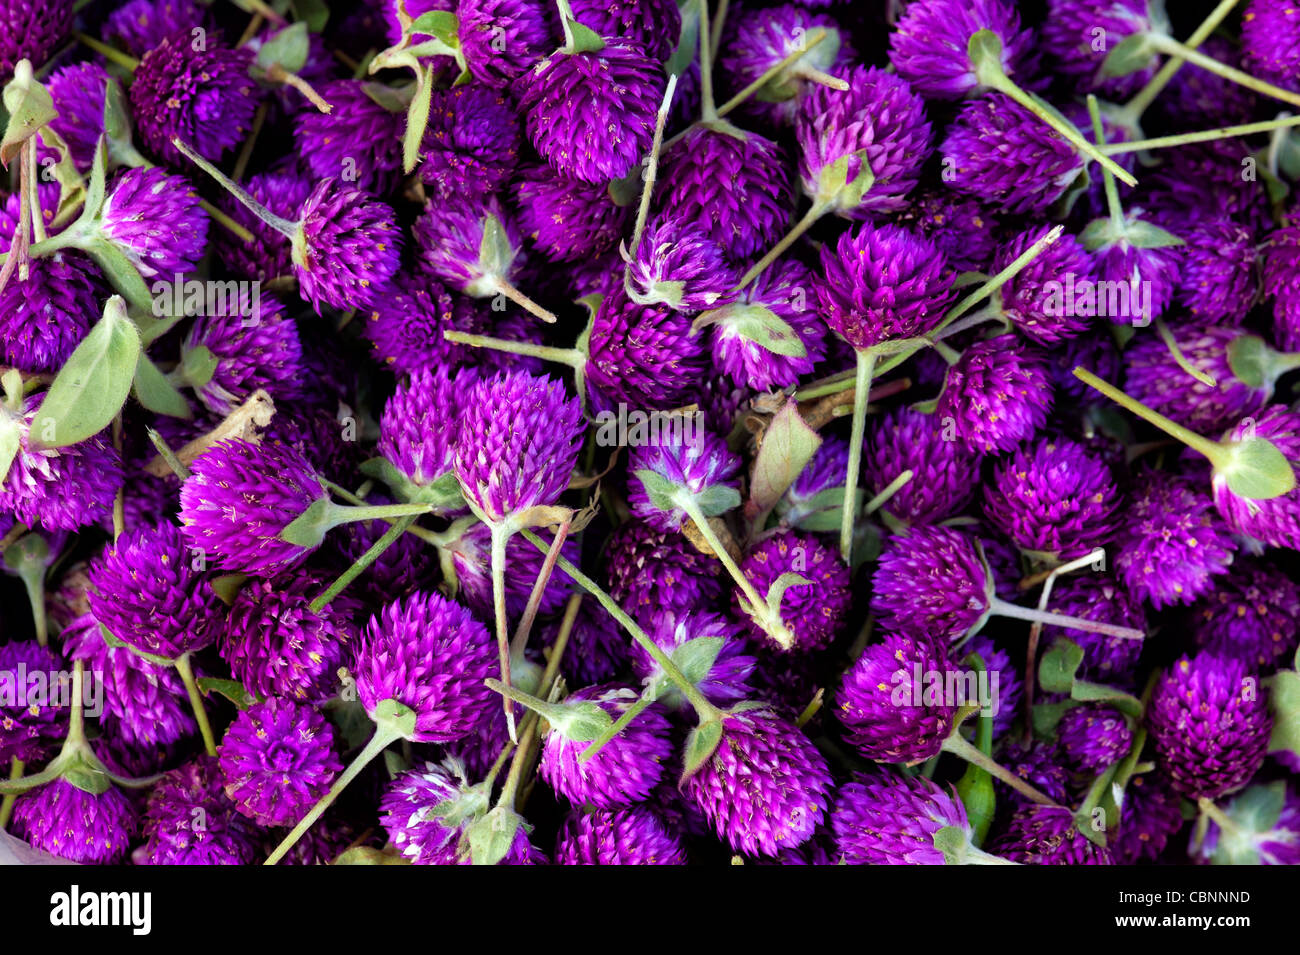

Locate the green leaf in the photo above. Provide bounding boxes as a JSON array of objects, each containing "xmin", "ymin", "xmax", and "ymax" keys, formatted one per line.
[
  {"xmin": 0, "ymin": 416, "xmax": 19, "ymax": 484},
  {"xmin": 815, "ymin": 150, "xmax": 874, "ymax": 209},
  {"xmin": 333, "ymin": 846, "xmax": 411, "ymax": 865},
  {"xmin": 278, "ymin": 497, "xmax": 336, "ymax": 547},
  {"xmin": 1227, "ymin": 335, "xmax": 1272, "ymax": 390},
  {"xmin": 748, "ymin": 402, "xmax": 821, "ymax": 522},
  {"xmin": 2, "ymin": 532, "xmax": 49, "ymax": 576},
  {"xmin": 289, "ymin": 0, "xmax": 330, "ymax": 32},
  {"xmin": 323, "ymin": 696, "xmax": 373, "ymax": 752},
  {"xmin": 132, "ymin": 353, "xmax": 192, "ymax": 419},
  {"xmin": 606, "ymin": 164, "xmax": 642, "ymax": 207},
  {"xmin": 632, "ymin": 468, "xmax": 681, "ymax": 513},
  {"xmin": 1, "ymin": 61, "xmax": 57, "ymax": 168},
  {"xmin": 467, "ymin": 806, "xmax": 525, "ymax": 865},
  {"xmin": 1124, "ymin": 218, "xmax": 1185, "ymax": 249},
  {"xmin": 1220, "ymin": 436, "xmax": 1297, "ymax": 500},
  {"xmin": 664, "ymin": 6, "xmax": 700, "ymax": 79},
  {"xmin": 1266, "ymin": 668, "xmax": 1300, "ymax": 761},
  {"xmin": 98, "ymin": 622, "xmax": 176, "ymax": 667},
  {"xmin": 1038, "ymin": 639, "xmax": 1085, "ymax": 695},
  {"xmin": 1032, "ymin": 700, "xmax": 1078, "ymax": 736},
  {"xmin": 680, "ymin": 718, "xmax": 723, "ymax": 783},
  {"xmin": 1210, "ymin": 782, "xmax": 1287, "ymax": 866},
  {"xmin": 1079, "ymin": 216, "xmax": 1123, "ymax": 252},
  {"xmin": 360, "ymin": 81, "xmax": 412, "ymax": 114},
  {"xmin": 1099, "ymin": 33, "xmax": 1156, "ymax": 79},
  {"xmin": 932, "ymin": 826, "xmax": 970, "ymax": 865},
  {"xmin": 402, "ymin": 64, "xmax": 434, "ymax": 174},
  {"xmin": 101, "ymin": 76, "xmax": 132, "ymax": 148},
  {"xmin": 31, "ymin": 297, "xmax": 139, "ymax": 449},
  {"xmin": 1069, "ymin": 680, "xmax": 1143, "ymax": 718},
  {"xmin": 764, "ymin": 571, "xmax": 812, "ymax": 619},
  {"xmin": 196, "ymin": 677, "xmax": 259, "ymax": 710},
  {"xmin": 410, "ymin": 9, "xmax": 459, "ymax": 46},
  {"xmin": 556, "ymin": 701, "xmax": 614, "ymax": 742},
  {"xmin": 84, "ymin": 237, "xmax": 155, "ymax": 313},
  {"xmin": 210, "ymin": 573, "xmax": 248, "ymax": 605},
  {"xmin": 178, "ymin": 344, "xmax": 219, "ymax": 389},
  {"xmin": 476, "ymin": 213, "xmax": 516, "ymax": 284},
  {"xmin": 371, "ymin": 698, "xmax": 418, "ymax": 739},
  {"xmin": 255, "ymin": 21, "xmax": 310, "ymax": 74},
  {"xmin": 697, "ymin": 303, "xmax": 808, "ymax": 358},
  {"xmin": 670, "ymin": 637, "xmax": 724, "ymax": 687},
  {"xmin": 695, "ymin": 483, "xmax": 741, "ymax": 517},
  {"xmin": 568, "ymin": 20, "xmax": 607, "ymax": 54},
  {"xmin": 967, "ymin": 29, "xmax": 1007, "ymax": 87}
]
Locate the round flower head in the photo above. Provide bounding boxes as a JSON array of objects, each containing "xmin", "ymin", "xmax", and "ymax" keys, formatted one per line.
[
  {"xmin": 295, "ymin": 79, "xmax": 404, "ymax": 195},
  {"xmin": 632, "ymin": 611, "xmax": 756, "ymax": 710},
  {"xmin": 327, "ymin": 501, "xmax": 438, "ymax": 605},
  {"xmin": 683, "ymin": 707, "xmax": 832, "ymax": 857},
  {"xmin": 137, "ymin": 756, "xmax": 260, "ymax": 865},
  {"xmin": 936, "ymin": 334, "xmax": 1053, "ymax": 454},
  {"xmin": 1124, "ymin": 324, "xmax": 1269, "ymax": 434},
  {"xmin": 1172, "ymin": 217, "xmax": 1259, "ymax": 325},
  {"xmin": 540, "ymin": 600, "xmax": 628, "ymax": 686},
  {"xmin": 0, "ymin": 0, "xmax": 72, "ymax": 77},
  {"xmin": 585, "ymin": 287, "xmax": 709, "ymax": 413},
  {"xmin": 982, "ymin": 437, "xmax": 1120, "ymax": 561},
  {"xmin": 378, "ymin": 365, "xmax": 478, "ymax": 491},
  {"xmin": 1242, "ymin": 0, "xmax": 1300, "ymax": 90},
  {"xmin": 104, "ymin": 0, "xmax": 209, "ymax": 58},
  {"xmin": 570, "ymin": 0, "xmax": 679, "ymax": 60},
  {"xmin": 1210, "ymin": 405, "xmax": 1300, "ymax": 548},
  {"xmin": 354, "ymin": 591, "xmax": 498, "ymax": 743},
  {"xmin": 1113, "ymin": 772, "xmax": 1184, "ymax": 864},
  {"xmin": 832, "ymin": 771, "xmax": 972, "ymax": 865},
  {"xmin": 457, "ymin": 0, "xmax": 554, "ymax": 87},
  {"xmin": 539, "ymin": 684, "xmax": 672, "ymax": 808},
  {"xmin": 656, "ymin": 124, "xmax": 791, "ymax": 261},
  {"xmin": 364, "ymin": 272, "xmax": 502, "ymax": 375},
  {"xmin": 1041, "ymin": 0, "xmax": 1165, "ymax": 99},
  {"xmin": 218, "ymin": 698, "xmax": 341, "ymax": 827},
  {"xmin": 627, "ymin": 429, "xmax": 741, "ymax": 532},
  {"xmin": 1157, "ymin": 35, "xmax": 1258, "ymax": 129},
  {"xmin": 815, "ymin": 221, "xmax": 953, "ymax": 350},
  {"xmin": 1266, "ymin": 217, "xmax": 1300, "ymax": 351},
  {"xmin": 13, "ymin": 771, "xmax": 136, "ymax": 865},
  {"xmin": 0, "ymin": 394, "xmax": 123, "ymax": 531},
  {"xmin": 837, "ymin": 631, "xmax": 956, "ymax": 762},
  {"xmin": 183, "ymin": 291, "xmax": 302, "ymax": 416},
  {"xmin": 604, "ymin": 521, "xmax": 723, "ymax": 628},
  {"xmin": 627, "ymin": 216, "xmax": 739, "ymax": 313},
  {"xmin": 215, "ymin": 168, "xmax": 313, "ymax": 282},
  {"xmin": 294, "ymin": 179, "xmax": 402, "ymax": 313},
  {"xmin": 100, "ymin": 166, "xmax": 209, "ymax": 279},
  {"xmin": 962, "ymin": 633, "xmax": 1022, "ymax": 739},
  {"xmin": 450, "ymin": 521, "xmax": 577, "ymax": 622},
  {"xmin": 453, "ymin": 370, "xmax": 582, "ymax": 523},
  {"xmin": 555, "ymin": 807, "xmax": 687, "ymax": 865},
  {"xmin": 1087, "ymin": 219, "xmax": 1181, "ymax": 326},
  {"xmin": 997, "ymin": 225, "xmax": 1095, "ymax": 345},
  {"xmin": 996, "ymin": 740, "xmax": 1071, "ymax": 806},
  {"xmin": 941, "ymin": 94, "xmax": 1084, "ymax": 215},
  {"xmin": 1197, "ymin": 785, "xmax": 1300, "ymax": 865},
  {"xmin": 1057, "ymin": 704, "xmax": 1132, "ymax": 773},
  {"xmin": 0, "ymin": 252, "xmax": 100, "ymax": 374},
  {"xmin": 0, "ymin": 641, "xmax": 67, "ymax": 765},
  {"xmin": 516, "ymin": 38, "xmax": 664, "ymax": 185},
  {"xmin": 512, "ymin": 162, "xmax": 630, "ymax": 263},
  {"xmin": 735, "ymin": 530, "xmax": 850, "ymax": 653},
  {"xmin": 46, "ymin": 61, "xmax": 110, "ymax": 171},
  {"xmin": 709, "ymin": 257, "xmax": 827, "ymax": 390},
  {"xmin": 889, "ymin": 0, "xmax": 1033, "ymax": 99},
  {"xmin": 179, "ymin": 434, "xmax": 323, "ymax": 573},
  {"xmin": 1191, "ymin": 559, "xmax": 1300, "ymax": 672},
  {"xmin": 894, "ymin": 189, "xmax": 1001, "ymax": 274},
  {"xmin": 871, "ymin": 526, "xmax": 991, "ymax": 640},
  {"xmin": 1148, "ymin": 140, "xmax": 1271, "ymax": 237},
  {"xmin": 990, "ymin": 805, "xmax": 1114, "ymax": 864},
  {"xmin": 796, "ymin": 65, "xmax": 932, "ymax": 217},
  {"xmin": 1148, "ymin": 652, "xmax": 1271, "ymax": 799},
  {"xmin": 129, "ymin": 30, "xmax": 260, "ymax": 164},
  {"xmin": 1045, "ymin": 575, "xmax": 1146, "ymax": 685},
  {"xmin": 864, "ymin": 405, "xmax": 981, "ymax": 527},
  {"xmin": 421, "ymin": 83, "xmax": 521, "ymax": 200},
  {"xmin": 414, "ymin": 194, "xmax": 524, "ymax": 298}
]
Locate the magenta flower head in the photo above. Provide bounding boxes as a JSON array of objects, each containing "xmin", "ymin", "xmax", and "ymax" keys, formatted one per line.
[
  {"xmin": 180, "ymin": 438, "xmax": 328, "ymax": 576},
  {"xmin": 896, "ymin": 189, "xmax": 1001, "ymax": 275},
  {"xmin": 735, "ymin": 530, "xmax": 851, "ymax": 653},
  {"xmin": 832, "ymin": 771, "xmax": 972, "ymax": 865},
  {"xmin": 512, "ymin": 162, "xmax": 631, "ymax": 263},
  {"xmin": 354, "ymin": 591, "xmax": 498, "ymax": 743},
  {"xmin": 936, "ymin": 334, "xmax": 1054, "ymax": 454},
  {"xmin": 1044, "ymin": 575, "xmax": 1146, "ymax": 685},
  {"xmin": 0, "ymin": 0, "xmax": 72, "ymax": 77},
  {"xmin": 796, "ymin": 65, "xmax": 932, "ymax": 218},
  {"xmin": 1113, "ymin": 772, "xmax": 1184, "ymax": 864},
  {"xmin": 293, "ymin": 179, "xmax": 402, "ymax": 313},
  {"xmin": 215, "ymin": 168, "xmax": 312, "ymax": 282},
  {"xmin": 1057, "ymin": 704, "xmax": 1133, "ymax": 773},
  {"xmin": 218, "ymin": 698, "xmax": 341, "ymax": 827},
  {"xmin": 1086, "ymin": 217, "xmax": 1181, "ymax": 326},
  {"xmin": 991, "ymin": 805, "xmax": 1114, "ymax": 864},
  {"xmin": 295, "ymin": 79, "xmax": 404, "ymax": 195},
  {"xmin": 570, "ymin": 0, "xmax": 679, "ymax": 60},
  {"xmin": 1173, "ymin": 217, "xmax": 1260, "ymax": 325},
  {"xmin": 815, "ymin": 221, "xmax": 954, "ymax": 350},
  {"xmin": 1148, "ymin": 653, "xmax": 1271, "ymax": 799},
  {"xmin": 996, "ymin": 740, "xmax": 1071, "ymax": 806},
  {"xmin": 981, "ymin": 437, "xmax": 1121, "ymax": 561},
  {"xmin": 627, "ymin": 216, "xmax": 739, "ymax": 313},
  {"xmin": 137, "ymin": 756, "xmax": 260, "ymax": 865},
  {"xmin": 378, "ymin": 365, "xmax": 478, "ymax": 497},
  {"xmin": 997, "ymin": 225, "xmax": 1095, "ymax": 346},
  {"xmin": 540, "ymin": 600, "xmax": 628, "ymax": 686},
  {"xmin": 87, "ymin": 521, "xmax": 222, "ymax": 659},
  {"xmin": 555, "ymin": 807, "xmax": 687, "ymax": 865},
  {"xmin": 683, "ymin": 707, "xmax": 832, "ymax": 857},
  {"xmin": 130, "ymin": 30, "xmax": 261, "ymax": 164},
  {"xmin": 421, "ymin": 83, "xmax": 521, "ymax": 200},
  {"xmin": 604, "ymin": 521, "xmax": 723, "ymax": 627},
  {"xmin": 836, "ymin": 631, "xmax": 956, "ymax": 763},
  {"xmin": 1112, "ymin": 469, "xmax": 1236, "ymax": 610},
  {"xmin": 183, "ymin": 291, "xmax": 302, "ymax": 416},
  {"xmin": 100, "ymin": 166, "xmax": 209, "ymax": 280},
  {"xmin": 0, "ymin": 641, "xmax": 67, "ymax": 765},
  {"xmin": 457, "ymin": 0, "xmax": 555, "ymax": 88},
  {"xmin": 586, "ymin": 288, "xmax": 709, "ymax": 413},
  {"xmin": 104, "ymin": 0, "xmax": 209, "ymax": 58},
  {"xmin": 1191, "ymin": 559, "xmax": 1300, "ymax": 673},
  {"xmin": 1210, "ymin": 405, "xmax": 1300, "ymax": 549},
  {"xmin": 627, "ymin": 428, "xmax": 741, "ymax": 532},
  {"xmin": 1242, "ymin": 0, "xmax": 1300, "ymax": 89},
  {"xmin": 1041, "ymin": 0, "xmax": 1165, "ymax": 98},
  {"xmin": 413, "ymin": 194, "xmax": 528, "ymax": 300},
  {"xmin": 13, "ymin": 770, "xmax": 137, "ymax": 865},
  {"xmin": 539, "ymin": 684, "xmax": 672, "ymax": 808},
  {"xmin": 889, "ymin": 0, "xmax": 1033, "ymax": 99},
  {"xmin": 516, "ymin": 36, "xmax": 664, "ymax": 185},
  {"xmin": 364, "ymin": 272, "xmax": 493, "ymax": 375},
  {"xmin": 449, "ymin": 521, "xmax": 578, "ymax": 622},
  {"xmin": 871, "ymin": 527, "xmax": 991, "ymax": 640},
  {"xmin": 864, "ymin": 405, "xmax": 981, "ymax": 527},
  {"xmin": 46, "ymin": 61, "xmax": 110, "ymax": 171},
  {"xmin": 0, "ymin": 252, "xmax": 100, "ymax": 375},
  {"xmin": 633, "ymin": 611, "xmax": 756, "ymax": 711}
]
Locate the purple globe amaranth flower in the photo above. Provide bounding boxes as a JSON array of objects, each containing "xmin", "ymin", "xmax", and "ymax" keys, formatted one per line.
[
  {"xmin": 1172, "ymin": 217, "xmax": 1259, "ymax": 325},
  {"xmin": 1210, "ymin": 405, "xmax": 1300, "ymax": 549},
  {"xmin": 1265, "ymin": 216, "xmax": 1300, "ymax": 350},
  {"xmin": 604, "ymin": 521, "xmax": 722, "ymax": 628},
  {"xmin": 1045, "ymin": 575, "xmax": 1146, "ymax": 685},
  {"xmin": 569, "ymin": 0, "xmax": 679, "ymax": 61},
  {"xmin": 457, "ymin": 0, "xmax": 555, "ymax": 88},
  {"xmin": 627, "ymin": 428, "xmax": 741, "ymax": 532},
  {"xmin": 1160, "ymin": 35, "xmax": 1258, "ymax": 129},
  {"xmin": 215, "ymin": 169, "xmax": 312, "ymax": 282},
  {"xmin": 0, "ymin": 394, "xmax": 123, "ymax": 531},
  {"xmin": 0, "ymin": 253, "xmax": 100, "ymax": 375},
  {"xmin": 864, "ymin": 406, "xmax": 981, "ymax": 527},
  {"xmin": 1148, "ymin": 140, "xmax": 1271, "ymax": 237},
  {"xmin": 13, "ymin": 772, "xmax": 136, "ymax": 865},
  {"xmin": 889, "ymin": 0, "xmax": 1034, "ymax": 99},
  {"xmin": 378, "ymin": 365, "xmax": 478, "ymax": 493},
  {"xmin": 585, "ymin": 287, "xmax": 709, "ymax": 413},
  {"xmin": 735, "ymin": 530, "xmax": 850, "ymax": 653},
  {"xmin": 941, "ymin": 94, "xmax": 1084, "ymax": 215},
  {"xmin": 354, "ymin": 591, "xmax": 498, "ymax": 743},
  {"xmin": 516, "ymin": 38, "xmax": 664, "ymax": 185},
  {"xmin": 137, "ymin": 756, "xmax": 260, "ymax": 865},
  {"xmin": 656, "ymin": 124, "xmax": 791, "ymax": 262},
  {"xmin": 633, "ymin": 611, "xmax": 756, "ymax": 710},
  {"xmin": 222, "ymin": 575, "xmax": 361, "ymax": 704},
  {"xmin": 555, "ymin": 806, "xmax": 687, "ymax": 864},
  {"xmin": 935, "ymin": 334, "xmax": 1054, "ymax": 454},
  {"xmin": 815, "ymin": 221, "xmax": 954, "ymax": 351},
  {"xmin": 130, "ymin": 30, "xmax": 260, "ymax": 164},
  {"xmin": 962, "ymin": 633, "xmax": 1022, "ymax": 739},
  {"xmin": 293, "ymin": 179, "xmax": 402, "ymax": 313},
  {"xmin": 832, "ymin": 771, "xmax": 973, "ymax": 865},
  {"xmin": 295, "ymin": 79, "xmax": 404, "ymax": 195},
  {"xmin": 0, "ymin": 0, "xmax": 72, "ymax": 76},
  {"xmin": 626, "ymin": 216, "xmax": 739, "ymax": 313},
  {"xmin": 981, "ymin": 437, "xmax": 1121, "ymax": 561},
  {"xmin": 413, "ymin": 193, "xmax": 526, "ymax": 300},
  {"xmin": 449, "ymin": 521, "xmax": 577, "ymax": 622},
  {"xmin": 179, "ymin": 438, "xmax": 328, "ymax": 576},
  {"xmin": 1148, "ymin": 652, "xmax": 1271, "ymax": 799},
  {"xmin": 100, "ymin": 166, "xmax": 209, "ymax": 280},
  {"xmin": 46, "ymin": 62, "xmax": 110, "ymax": 171},
  {"xmin": 996, "ymin": 739, "xmax": 1071, "ymax": 806},
  {"xmin": 1084, "ymin": 215, "xmax": 1182, "ymax": 326},
  {"xmin": 1041, "ymin": 0, "xmax": 1165, "ymax": 99},
  {"xmin": 1113, "ymin": 772, "xmax": 1184, "ymax": 863},
  {"xmin": 87, "ymin": 521, "xmax": 222, "ymax": 659},
  {"xmin": 1190, "ymin": 559, "xmax": 1300, "ymax": 673},
  {"xmin": 894, "ymin": 189, "xmax": 1001, "ymax": 274},
  {"xmin": 1112, "ymin": 469, "xmax": 1236, "ymax": 610},
  {"xmin": 512, "ymin": 162, "xmax": 630, "ymax": 263},
  {"xmin": 540, "ymin": 600, "xmax": 628, "ymax": 686},
  {"xmin": 421, "ymin": 83, "xmax": 521, "ymax": 200},
  {"xmin": 453, "ymin": 370, "xmax": 582, "ymax": 523},
  {"xmin": 1124, "ymin": 325, "xmax": 1269, "ymax": 434},
  {"xmin": 218, "ymin": 698, "xmax": 341, "ymax": 827},
  {"xmin": 1242, "ymin": 0, "xmax": 1300, "ymax": 91},
  {"xmin": 1057, "ymin": 704, "xmax": 1133, "ymax": 773},
  {"xmin": 796, "ymin": 65, "xmax": 932, "ymax": 217},
  {"xmin": 183, "ymin": 291, "xmax": 302, "ymax": 416},
  {"xmin": 0, "ymin": 641, "xmax": 67, "ymax": 765},
  {"xmin": 539, "ymin": 684, "xmax": 672, "ymax": 808},
  {"xmin": 871, "ymin": 526, "xmax": 993, "ymax": 641},
  {"xmin": 104, "ymin": 0, "xmax": 209, "ymax": 58},
  {"xmin": 683, "ymin": 707, "xmax": 832, "ymax": 857},
  {"xmin": 998, "ymin": 224, "xmax": 1095, "ymax": 346},
  {"xmin": 364, "ymin": 272, "xmax": 510, "ymax": 376},
  {"xmin": 837, "ymin": 631, "xmax": 956, "ymax": 762},
  {"xmin": 991, "ymin": 805, "xmax": 1114, "ymax": 864}
]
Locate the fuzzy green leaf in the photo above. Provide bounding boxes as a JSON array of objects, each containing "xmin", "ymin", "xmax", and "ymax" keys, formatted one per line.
[
  {"xmin": 1266, "ymin": 668, "xmax": 1300, "ymax": 761},
  {"xmin": 132, "ymin": 353, "xmax": 192, "ymax": 419},
  {"xmin": 197, "ymin": 677, "xmax": 259, "ymax": 710},
  {"xmin": 1221, "ymin": 436, "xmax": 1297, "ymax": 501},
  {"xmin": 748, "ymin": 402, "xmax": 821, "ymax": 521},
  {"xmin": 1099, "ymin": 33, "xmax": 1155, "ymax": 78},
  {"xmin": 255, "ymin": 21, "xmax": 311, "ymax": 74},
  {"xmin": 410, "ymin": 10, "xmax": 459, "ymax": 46},
  {"xmin": 680, "ymin": 718, "xmax": 723, "ymax": 783},
  {"xmin": 1038, "ymin": 639, "xmax": 1085, "ymax": 695}
]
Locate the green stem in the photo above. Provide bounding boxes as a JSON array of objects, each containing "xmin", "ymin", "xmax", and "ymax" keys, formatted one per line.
[
  {"xmin": 577, "ymin": 695, "xmax": 654, "ymax": 764},
  {"xmin": 709, "ymin": 0, "xmax": 728, "ymax": 60},
  {"xmin": 497, "ymin": 711, "xmax": 540, "ymax": 810},
  {"xmin": 1118, "ymin": 0, "xmax": 1241, "ymax": 124},
  {"xmin": 986, "ymin": 594, "xmax": 1144, "ymax": 640},
  {"xmin": 1101, "ymin": 114, "xmax": 1300, "ymax": 155},
  {"xmin": 713, "ymin": 30, "xmax": 832, "ymax": 118},
  {"xmin": 675, "ymin": 496, "xmax": 764, "ymax": 622},
  {"xmin": 175, "ymin": 654, "xmax": 216, "ymax": 757},
  {"xmin": 171, "ymin": 138, "xmax": 298, "ymax": 238},
  {"xmin": 1076, "ymin": 762, "xmax": 1120, "ymax": 819},
  {"xmin": 441, "ymin": 330, "xmax": 584, "ymax": 368},
  {"xmin": 793, "ymin": 64, "xmax": 849, "ymax": 90},
  {"xmin": 930, "ymin": 303, "xmax": 1003, "ymax": 343},
  {"xmin": 492, "ymin": 279, "xmax": 558, "ymax": 324},
  {"xmin": 555, "ymin": 0, "xmax": 577, "ymax": 51},
  {"xmin": 326, "ymin": 500, "xmax": 437, "ymax": 530},
  {"xmin": 1087, "ymin": 95, "xmax": 1125, "ymax": 227},
  {"xmin": 736, "ymin": 200, "xmax": 830, "ymax": 290},
  {"xmin": 76, "ymin": 32, "xmax": 139, "ymax": 71},
  {"xmin": 490, "ymin": 523, "xmax": 518, "ymax": 743},
  {"xmin": 840, "ymin": 349, "xmax": 875, "ymax": 562},
  {"xmin": 508, "ymin": 516, "xmax": 571, "ymax": 662},
  {"xmin": 1146, "ymin": 32, "xmax": 1300, "ymax": 110},
  {"xmin": 936, "ymin": 227, "xmax": 1063, "ymax": 334},
  {"xmin": 864, "ymin": 468, "xmax": 912, "ymax": 516},
  {"xmin": 627, "ymin": 73, "xmax": 679, "ymax": 265},
  {"xmin": 310, "ymin": 514, "xmax": 415, "ymax": 613},
  {"xmin": 0, "ymin": 758, "xmax": 23, "ymax": 829},
  {"xmin": 941, "ymin": 733, "xmax": 1062, "ymax": 807},
  {"xmin": 698, "ymin": 0, "xmax": 715, "ymax": 121},
  {"xmin": 1196, "ymin": 796, "xmax": 1242, "ymax": 836},
  {"xmin": 1155, "ymin": 318, "xmax": 1217, "ymax": 387}
]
